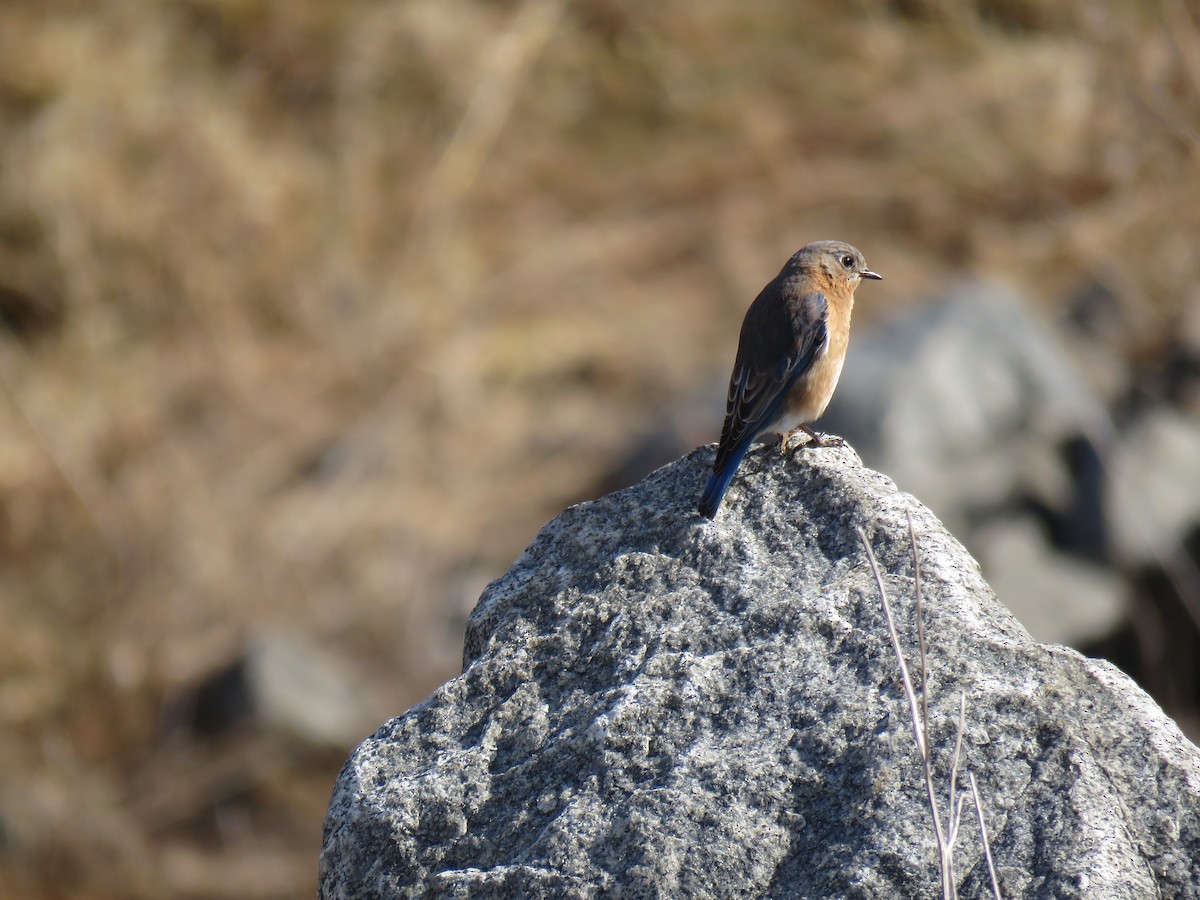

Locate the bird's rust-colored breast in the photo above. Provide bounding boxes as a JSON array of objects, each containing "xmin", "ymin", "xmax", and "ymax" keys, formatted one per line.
[{"xmin": 781, "ymin": 287, "xmax": 854, "ymax": 426}]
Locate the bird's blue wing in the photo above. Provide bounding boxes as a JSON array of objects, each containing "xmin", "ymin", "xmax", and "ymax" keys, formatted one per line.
[{"xmin": 698, "ymin": 291, "xmax": 828, "ymax": 519}]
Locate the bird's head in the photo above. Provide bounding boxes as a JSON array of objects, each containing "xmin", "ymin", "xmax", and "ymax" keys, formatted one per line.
[{"xmin": 792, "ymin": 240, "xmax": 882, "ymax": 287}]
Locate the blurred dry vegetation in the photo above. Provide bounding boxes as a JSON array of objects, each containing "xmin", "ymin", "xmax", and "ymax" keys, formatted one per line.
[{"xmin": 1, "ymin": 0, "xmax": 1199, "ymax": 896}]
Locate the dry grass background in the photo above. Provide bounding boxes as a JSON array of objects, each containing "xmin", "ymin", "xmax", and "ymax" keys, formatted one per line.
[{"xmin": 0, "ymin": 0, "xmax": 1198, "ymax": 896}]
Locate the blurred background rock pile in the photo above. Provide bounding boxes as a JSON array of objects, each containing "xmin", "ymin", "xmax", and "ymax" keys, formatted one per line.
[{"xmin": 1, "ymin": 0, "xmax": 1199, "ymax": 896}]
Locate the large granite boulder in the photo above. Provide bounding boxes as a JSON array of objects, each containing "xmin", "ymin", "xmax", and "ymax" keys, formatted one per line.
[{"xmin": 320, "ymin": 445, "xmax": 1200, "ymax": 898}]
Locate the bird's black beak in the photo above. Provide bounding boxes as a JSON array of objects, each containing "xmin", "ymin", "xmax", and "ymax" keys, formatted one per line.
[{"xmin": 861, "ymin": 269, "xmax": 882, "ymax": 280}]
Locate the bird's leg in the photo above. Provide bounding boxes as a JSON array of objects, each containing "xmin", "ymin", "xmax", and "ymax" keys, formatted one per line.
[
  {"xmin": 780, "ymin": 425, "xmax": 847, "ymax": 454},
  {"xmin": 779, "ymin": 428, "xmax": 805, "ymax": 454},
  {"xmin": 798, "ymin": 424, "xmax": 845, "ymax": 448}
]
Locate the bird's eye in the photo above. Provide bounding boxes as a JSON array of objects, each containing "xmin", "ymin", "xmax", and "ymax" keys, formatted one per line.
[{"xmin": 841, "ymin": 254, "xmax": 855, "ymax": 269}]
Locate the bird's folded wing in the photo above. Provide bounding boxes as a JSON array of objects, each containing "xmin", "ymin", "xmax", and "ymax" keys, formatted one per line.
[{"xmin": 712, "ymin": 291, "xmax": 829, "ymax": 474}]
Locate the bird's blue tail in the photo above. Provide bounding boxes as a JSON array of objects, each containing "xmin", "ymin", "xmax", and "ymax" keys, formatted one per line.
[{"xmin": 697, "ymin": 439, "xmax": 754, "ymax": 519}]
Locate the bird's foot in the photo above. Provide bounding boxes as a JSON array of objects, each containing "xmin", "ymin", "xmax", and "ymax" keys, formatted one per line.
[
  {"xmin": 805, "ymin": 431, "xmax": 846, "ymax": 448},
  {"xmin": 782, "ymin": 425, "xmax": 845, "ymax": 451}
]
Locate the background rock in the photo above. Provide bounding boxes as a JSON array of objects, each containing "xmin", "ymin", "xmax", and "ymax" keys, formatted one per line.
[
  {"xmin": 1107, "ymin": 408, "xmax": 1200, "ymax": 567},
  {"xmin": 320, "ymin": 447, "xmax": 1200, "ymax": 898},
  {"xmin": 177, "ymin": 630, "xmax": 375, "ymax": 749},
  {"xmin": 971, "ymin": 515, "xmax": 1124, "ymax": 647},
  {"xmin": 822, "ymin": 282, "xmax": 1109, "ymax": 538},
  {"xmin": 821, "ymin": 281, "xmax": 1200, "ymax": 730},
  {"xmin": 821, "ymin": 283, "xmax": 1126, "ymax": 647}
]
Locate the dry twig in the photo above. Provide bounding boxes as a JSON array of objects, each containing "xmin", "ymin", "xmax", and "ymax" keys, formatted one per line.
[{"xmin": 858, "ymin": 514, "xmax": 1002, "ymax": 899}]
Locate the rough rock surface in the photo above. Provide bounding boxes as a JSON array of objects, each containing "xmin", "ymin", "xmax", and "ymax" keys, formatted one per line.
[{"xmin": 320, "ymin": 445, "xmax": 1200, "ymax": 899}]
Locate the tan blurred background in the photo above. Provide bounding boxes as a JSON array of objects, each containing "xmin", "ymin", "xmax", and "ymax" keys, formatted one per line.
[{"xmin": 1, "ymin": 0, "xmax": 1199, "ymax": 896}]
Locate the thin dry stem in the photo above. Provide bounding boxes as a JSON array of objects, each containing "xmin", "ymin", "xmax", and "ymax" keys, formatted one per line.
[
  {"xmin": 969, "ymin": 772, "xmax": 1004, "ymax": 900},
  {"xmin": 0, "ymin": 350, "xmax": 124, "ymax": 573},
  {"xmin": 946, "ymin": 691, "xmax": 967, "ymax": 849},
  {"xmin": 862, "ymin": 522, "xmax": 1005, "ymax": 899},
  {"xmin": 857, "ymin": 528, "xmax": 929, "ymax": 765},
  {"xmin": 417, "ymin": 0, "xmax": 565, "ymax": 252},
  {"xmin": 857, "ymin": 525, "xmax": 951, "ymax": 896},
  {"xmin": 908, "ymin": 512, "xmax": 931, "ymax": 755}
]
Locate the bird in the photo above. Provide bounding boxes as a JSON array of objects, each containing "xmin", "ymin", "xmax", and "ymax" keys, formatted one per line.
[{"xmin": 697, "ymin": 240, "xmax": 881, "ymax": 519}]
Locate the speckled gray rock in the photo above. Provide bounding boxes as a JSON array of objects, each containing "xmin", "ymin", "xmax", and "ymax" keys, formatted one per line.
[{"xmin": 319, "ymin": 445, "xmax": 1200, "ymax": 899}]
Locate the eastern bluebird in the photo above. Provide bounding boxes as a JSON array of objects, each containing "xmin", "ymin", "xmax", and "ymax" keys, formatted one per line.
[{"xmin": 698, "ymin": 240, "xmax": 881, "ymax": 519}]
